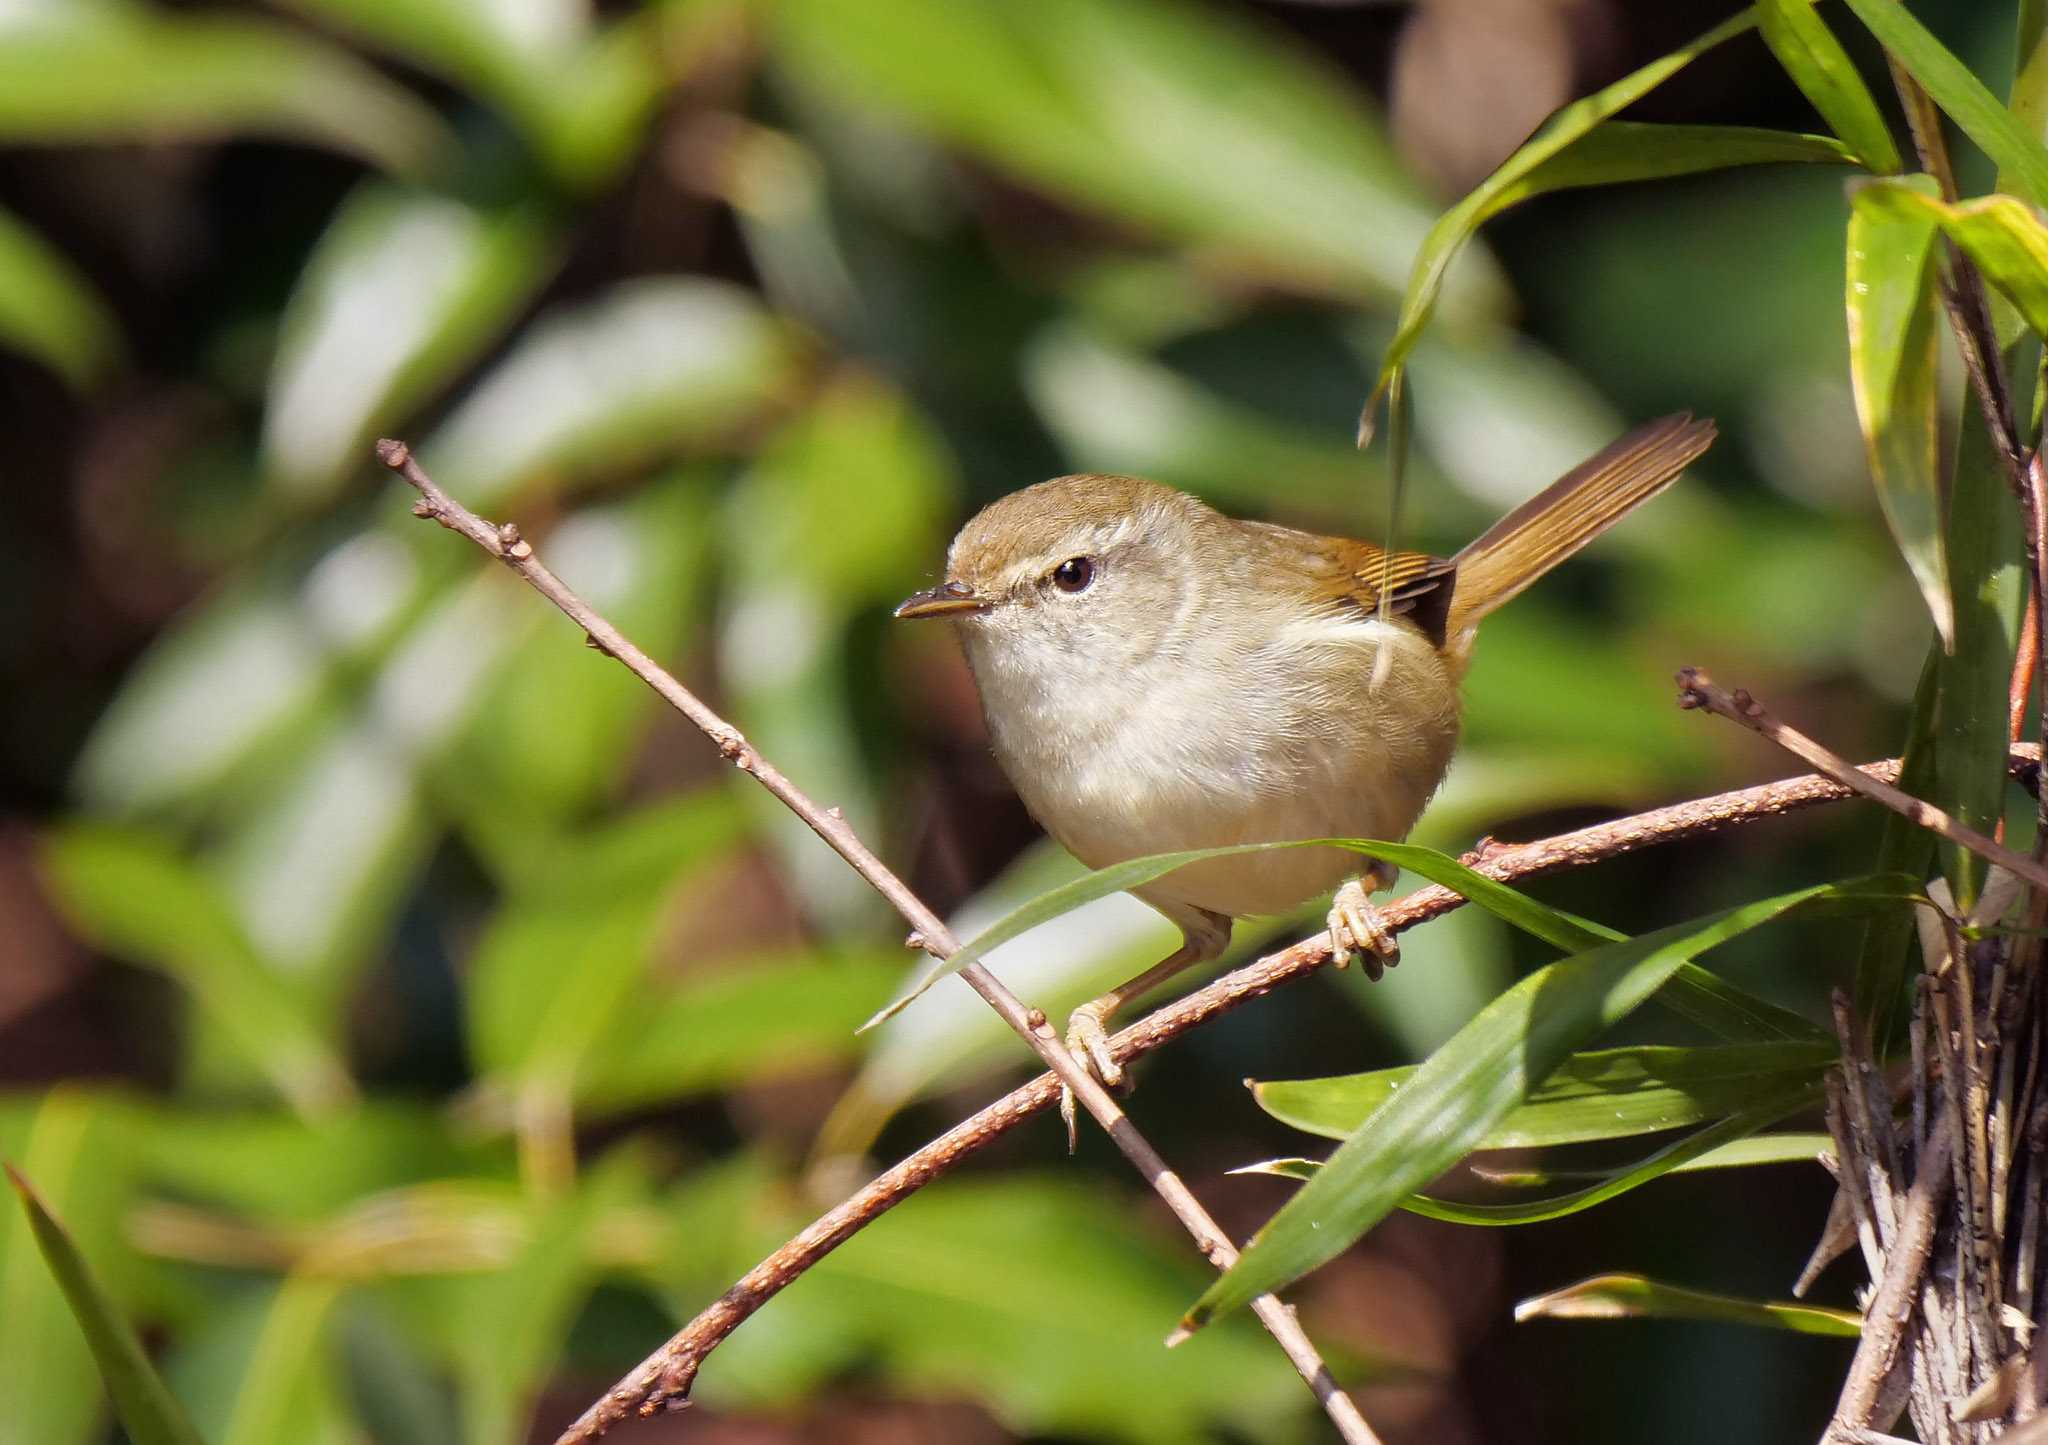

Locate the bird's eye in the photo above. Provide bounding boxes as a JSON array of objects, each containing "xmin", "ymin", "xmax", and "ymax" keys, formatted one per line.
[{"xmin": 1050, "ymin": 556, "xmax": 1095, "ymax": 593}]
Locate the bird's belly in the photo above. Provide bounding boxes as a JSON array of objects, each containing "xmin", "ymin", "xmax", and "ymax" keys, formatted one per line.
[{"xmin": 1001, "ymin": 621, "xmax": 1461, "ymax": 920}]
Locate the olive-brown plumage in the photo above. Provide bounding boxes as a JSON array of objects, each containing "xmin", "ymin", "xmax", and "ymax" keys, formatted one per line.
[{"xmin": 896, "ymin": 412, "xmax": 1716, "ymax": 1135}]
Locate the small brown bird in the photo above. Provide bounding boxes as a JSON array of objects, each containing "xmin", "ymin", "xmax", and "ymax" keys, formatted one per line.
[{"xmin": 897, "ymin": 413, "xmax": 1715, "ymax": 1134}]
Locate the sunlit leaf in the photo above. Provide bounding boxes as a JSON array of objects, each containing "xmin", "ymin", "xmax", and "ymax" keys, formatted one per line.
[
  {"xmin": 1236, "ymin": 1101, "xmax": 1819, "ymax": 1226},
  {"xmin": 0, "ymin": 1097, "xmax": 150, "ymax": 1445},
  {"xmin": 1839, "ymin": 0, "xmax": 2048, "ymax": 206},
  {"xmin": 576, "ymin": 952, "xmax": 908, "ymax": 1116},
  {"xmin": 420, "ymin": 278, "xmax": 798, "ymax": 509},
  {"xmin": 0, "ymin": 6, "xmax": 445, "ymax": 176},
  {"xmin": 1469, "ymin": 1131, "xmax": 1833, "ymax": 1186},
  {"xmin": 865, "ymin": 833, "xmax": 1826, "ymax": 1045},
  {"xmin": 1758, "ymin": 0, "xmax": 1902, "ymax": 172},
  {"xmin": 6, "ymin": 1164, "xmax": 203, "ymax": 1445},
  {"xmin": 1515, "ymin": 1273, "xmax": 1861, "ymax": 1337},
  {"xmin": 446, "ymin": 474, "xmax": 714, "ymax": 876},
  {"xmin": 0, "ymin": 206, "xmax": 121, "ymax": 389},
  {"xmin": 217, "ymin": 1276, "xmax": 346, "ymax": 1445},
  {"xmin": 1182, "ymin": 876, "xmax": 1915, "ymax": 1334},
  {"xmin": 40, "ymin": 826, "xmax": 355, "ymax": 1118},
  {"xmin": 1362, "ymin": 0, "xmax": 1848, "ymax": 437},
  {"xmin": 466, "ymin": 791, "xmax": 747, "ymax": 1087},
  {"xmin": 1251, "ymin": 1041, "xmax": 1836, "ymax": 1145},
  {"xmin": 263, "ymin": 185, "xmax": 559, "ymax": 505},
  {"xmin": 774, "ymin": 0, "xmax": 1468, "ymax": 311},
  {"xmin": 1846, "ymin": 175, "xmax": 1950, "ymax": 646}
]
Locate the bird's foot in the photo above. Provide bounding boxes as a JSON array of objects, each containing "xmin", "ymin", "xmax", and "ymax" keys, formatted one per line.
[
  {"xmin": 1328, "ymin": 877, "xmax": 1399, "ymax": 981},
  {"xmin": 1058, "ymin": 1000, "xmax": 1125, "ymax": 1153}
]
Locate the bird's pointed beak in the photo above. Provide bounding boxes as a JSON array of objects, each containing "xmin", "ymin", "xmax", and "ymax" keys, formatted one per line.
[{"xmin": 894, "ymin": 580, "xmax": 990, "ymax": 620}]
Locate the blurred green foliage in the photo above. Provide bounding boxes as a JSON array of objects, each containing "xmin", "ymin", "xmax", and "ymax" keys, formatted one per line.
[{"xmin": 4, "ymin": 0, "xmax": 2036, "ymax": 1441}]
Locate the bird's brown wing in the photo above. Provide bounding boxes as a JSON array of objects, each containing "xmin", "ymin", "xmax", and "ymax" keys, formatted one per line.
[{"xmin": 1315, "ymin": 539, "xmax": 1458, "ymax": 649}]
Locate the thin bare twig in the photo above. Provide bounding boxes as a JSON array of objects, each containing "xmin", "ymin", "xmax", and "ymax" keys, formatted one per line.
[
  {"xmin": 1676, "ymin": 668, "xmax": 2048, "ymax": 895},
  {"xmin": 373, "ymin": 442, "xmax": 1378, "ymax": 1445}
]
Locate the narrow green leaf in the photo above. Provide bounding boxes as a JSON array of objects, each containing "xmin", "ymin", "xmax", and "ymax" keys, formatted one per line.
[
  {"xmin": 467, "ymin": 792, "xmax": 746, "ymax": 1085},
  {"xmin": 1935, "ymin": 352, "xmax": 2029, "ymax": 911},
  {"xmin": 1368, "ymin": 119, "xmax": 1854, "ymax": 437},
  {"xmin": 1758, "ymin": 0, "xmax": 1902, "ymax": 172},
  {"xmin": 6, "ymin": 1165, "xmax": 206, "ymax": 1445},
  {"xmin": 867, "ymin": 834, "xmax": 1825, "ymax": 1043},
  {"xmin": 1251, "ymin": 1041, "xmax": 1835, "ymax": 1145},
  {"xmin": 1855, "ymin": 182, "xmax": 2048, "ymax": 343},
  {"xmin": 40, "ymin": 825, "xmax": 355, "ymax": 1118},
  {"xmin": 0, "ymin": 8, "xmax": 446, "ymax": 176},
  {"xmin": 1515, "ymin": 1273, "xmax": 1862, "ymax": 1338},
  {"xmin": 1395, "ymin": 1101, "xmax": 1811, "ymax": 1225},
  {"xmin": 1847, "ymin": 175, "xmax": 1951, "ymax": 646},
  {"xmin": 1181, "ymin": 877, "xmax": 1913, "ymax": 1333},
  {"xmin": 1238, "ymin": 1130, "xmax": 1834, "ymax": 1190},
  {"xmin": 1471, "ymin": 1131, "xmax": 1835, "ymax": 1186},
  {"xmin": 1359, "ymin": 0, "xmax": 1846, "ymax": 437},
  {"xmin": 0, "ymin": 206, "xmax": 121, "ymax": 388},
  {"xmin": 1856, "ymin": 650, "xmax": 1938, "ymax": 1046},
  {"xmin": 1840, "ymin": 0, "xmax": 2048, "ymax": 206},
  {"xmin": 862, "ymin": 836, "xmax": 1612, "ymax": 1029}
]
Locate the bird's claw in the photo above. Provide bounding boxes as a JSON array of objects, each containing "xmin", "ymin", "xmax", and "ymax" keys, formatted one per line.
[
  {"xmin": 1058, "ymin": 1003, "xmax": 1124, "ymax": 1152},
  {"xmin": 1328, "ymin": 878, "xmax": 1399, "ymax": 982}
]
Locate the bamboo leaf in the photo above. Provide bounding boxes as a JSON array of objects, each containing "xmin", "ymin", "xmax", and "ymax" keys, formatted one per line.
[
  {"xmin": 1847, "ymin": 175, "xmax": 1951, "ymax": 646},
  {"xmin": 1515, "ymin": 1273, "xmax": 1862, "ymax": 1337},
  {"xmin": 1840, "ymin": 0, "xmax": 2048, "ymax": 206},
  {"xmin": 865, "ymin": 837, "xmax": 1620, "ymax": 1030},
  {"xmin": 6, "ymin": 1165, "xmax": 206, "ymax": 1445},
  {"xmin": 1360, "ymin": 0, "xmax": 1852, "ymax": 439},
  {"xmin": 1180, "ymin": 877, "xmax": 1914, "ymax": 1334},
  {"xmin": 1758, "ymin": 0, "xmax": 1902, "ymax": 172},
  {"xmin": 1251, "ymin": 1041, "xmax": 1835, "ymax": 1144},
  {"xmin": 866, "ymin": 835, "xmax": 1826, "ymax": 1043},
  {"xmin": 1470, "ymin": 1131, "xmax": 1834, "ymax": 1186}
]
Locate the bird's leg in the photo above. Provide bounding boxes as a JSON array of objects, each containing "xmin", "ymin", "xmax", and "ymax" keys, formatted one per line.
[
  {"xmin": 1060, "ymin": 907, "xmax": 1231, "ymax": 1151},
  {"xmin": 1328, "ymin": 859, "xmax": 1401, "ymax": 981}
]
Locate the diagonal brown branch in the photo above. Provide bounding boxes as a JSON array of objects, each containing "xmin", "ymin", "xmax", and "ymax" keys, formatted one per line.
[{"xmin": 373, "ymin": 441, "xmax": 1379, "ymax": 1445}]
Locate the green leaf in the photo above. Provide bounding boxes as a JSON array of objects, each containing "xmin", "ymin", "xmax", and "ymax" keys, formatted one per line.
[
  {"xmin": 1469, "ymin": 1131, "xmax": 1833, "ymax": 1187},
  {"xmin": 419, "ymin": 278, "xmax": 797, "ymax": 510},
  {"xmin": 40, "ymin": 825, "xmax": 355, "ymax": 1118},
  {"xmin": 217, "ymin": 1276, "xmax": 345, "ymax": 1445},
  {"xmin": 0, "ymin": 7, "xmax": 446, "ymax": 176},
  {"xmin": 774, "ymin": 0, "xmax": 1464, "ymax": 310},
  {"xmin": 1251, "ymin": 1041, "xmax": 1836, "ymax": 1145},
  {"xmin": 576, "ymin": 952, "xmax": 908, "ymax": 1115},
  {"xmin": 1360, "ymin": 0, "xmax": 1845, "ymax": 437},
  {"xmin": 861, "ymin": 836, "xmax": 1609, "ymax": 1029},
  {"xmin": 1758, "ymin": 0, "xmax": 1902, "ymax": 172},
  {"xmin": 1395, "ymin": 1103, "xmax": 1812, "ymax": 1226},
  {"xmin": 1847, "ymin": 175, "xmax": 1951, "ymax": 646},
  {"xmin": 0, "ymin": 206, "xmax": 121, "ymax": 388},
  {"xmin": 1, "ymin": 1097, "xmax": 149, "ymax": 1445},
  {"xmin": 1854, "ymin": 182, "xmax": 2048, "ymax": 346},
  {"xmin": 467, "ymin": 791, "xmax": 746, "ymax": 1088},
  {"xmin": 1237, "ymin": 1131, "xmax": 1834, "ymax": 1189},
  {"xmin": 1840, "ymin": 0, "xmax": 2048, "ymax": 207},
  {"xmin": 1514, "ymin": 1273, "xmax": 1861, "ymax": 1338},
  {"xmin": 263, "ymin": 184, "xmax": 560, "ymax": 505},
  {"xmin": 865, "ymin": 833, "xmax": 1826, "ymax": 1044},
  {"xmin": 6, "ymin": 1165, "xmax": 204, "ymax": 1445},
  {"xmin": 1934, "ymin": 347, "xmax": 2029, "ymax": 911},
  {"xmin": 1181, "ymin": 876, "xmax": 1913, "ymax": 1333}
]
